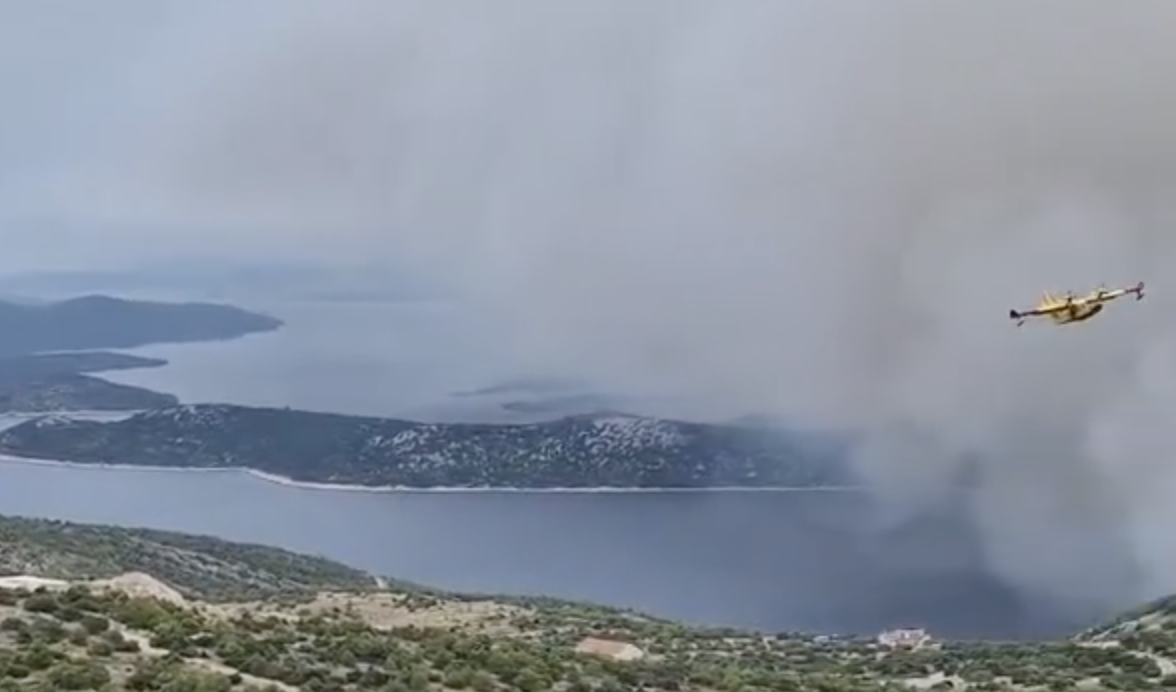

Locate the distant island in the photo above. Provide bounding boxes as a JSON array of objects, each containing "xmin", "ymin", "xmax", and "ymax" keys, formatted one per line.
[
  {"xmin": 0, "ymin": 351, "xmax": 177, "ymax": 413},
  {"xmin": 0, "ymin": 294, "xmax": 282, "ymax": 355},
  {"xmin": 0, "ymin": 403, "xmax": 851, "ymax": 489},
  {"xmin": 451, "ymin": 376, "xmax": 589, "ymax": 397},
  {"xmin": 0, "ymin": 294, "xmax": 283, "ymax": 412},
  {"xmin": 0, "ymin": 351, "xmax": 166, "ymax": 383}
]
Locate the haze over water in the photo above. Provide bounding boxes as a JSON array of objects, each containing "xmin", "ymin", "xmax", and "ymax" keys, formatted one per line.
[
  {"xmin": 99, "ymin": 300, "xmax": 516, "ymax": 419},
  {"xmin": 0, "ymin": 300, "xmax": 1093, "ymax": 640}
]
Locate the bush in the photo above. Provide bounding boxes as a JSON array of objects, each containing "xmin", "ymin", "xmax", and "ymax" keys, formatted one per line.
[
  {"xmin": 86, "ymin": 638, "xmax": 114, "ymax": 657},
  {"xmin": 21, "ymin": 594, "xmax": 58, "ymax": 614},
  {"xmin": 79, "ymin": 614, "xmax": 109, "ymax": 635},
  {"xmin": 46, "ymin": 660, "xmax": 111, "ymax": 690}
]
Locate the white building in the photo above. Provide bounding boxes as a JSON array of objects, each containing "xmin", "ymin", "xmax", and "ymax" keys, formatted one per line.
[{"xmin": 877, "ymin": 627, "xmax": 930, "ymax": 649}]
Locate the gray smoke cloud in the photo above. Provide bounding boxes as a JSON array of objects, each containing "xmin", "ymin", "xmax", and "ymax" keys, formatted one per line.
[{"xmin": 9, "ymin": 0, "xmax": 1176, "ymax": 618}]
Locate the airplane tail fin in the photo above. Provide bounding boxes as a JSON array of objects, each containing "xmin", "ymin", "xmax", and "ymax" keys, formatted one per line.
[
  {"xmin": 1009, "ymin": 309, "xmax": 1024, "ymax": 326},
  {"xmin": 1134, "ymin": 281, "xmax": 1145, "ymax": 300}
]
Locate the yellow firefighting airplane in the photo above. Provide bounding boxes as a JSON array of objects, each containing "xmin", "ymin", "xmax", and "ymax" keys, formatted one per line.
[{"xmin": 1009, "ymin": 281, "xmax": 1145, "ymax": 327}]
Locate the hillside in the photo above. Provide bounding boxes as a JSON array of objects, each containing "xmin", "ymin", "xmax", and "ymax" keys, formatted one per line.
[
  {"xmin": 0, "ymin": 516, "xmax": 376, "ymax": 602},
  {"xmin": 0, "ymin": 515, "xmax": 1172, "ymax": 691},
  {"xmin": 0, "ymin": 403, "xmax": 849, "ymax": 489},
  {"xmin": 0, "ymin": 295, "xmax": 282, "ymax": 355}
]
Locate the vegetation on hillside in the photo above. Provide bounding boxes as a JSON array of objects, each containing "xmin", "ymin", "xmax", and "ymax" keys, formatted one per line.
[
  {"xmin": 0, "ymin": 516, "xmax": 375, "ymax": 602},
  {"xmin": 0, "ymin": 514, "xmax": 1174, "ymax": 690},
  {"xmin": 0, "ymin": 404, "xmax": 849, "ymax": 489}
]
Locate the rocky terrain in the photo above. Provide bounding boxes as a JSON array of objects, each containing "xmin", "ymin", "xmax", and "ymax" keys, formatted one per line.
[
  {"xmin": 0, "ymin": 403, "xmax": 850, "ymax": 489},
  {"xmin": 0, "ymin": 514, "xmax": 1172, "ymax": 690}
]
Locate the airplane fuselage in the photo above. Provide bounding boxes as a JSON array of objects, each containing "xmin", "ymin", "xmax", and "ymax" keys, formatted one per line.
[{"xmin": 1048, "ymin": 302, "xmax": 1102, "ymax": 324}]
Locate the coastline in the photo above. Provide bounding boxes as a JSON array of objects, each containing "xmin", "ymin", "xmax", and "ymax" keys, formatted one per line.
[{"xmin": 0, "ymin": 453, "xmax": 862, "ymax": 495}]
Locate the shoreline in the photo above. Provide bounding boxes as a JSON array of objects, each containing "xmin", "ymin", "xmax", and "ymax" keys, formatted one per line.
[{"xmin": 0, "ymin": 453, "xmax": 862, "ymax": 494}]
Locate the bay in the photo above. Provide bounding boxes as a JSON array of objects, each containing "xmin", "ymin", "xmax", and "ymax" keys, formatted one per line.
[
  {"xmin": 0, "ymin": 299, "xmax": 1085, "ymax": 639},
  {"xmin": 95, "ymin": 300, "xmax": 519, "ymax": 419}
]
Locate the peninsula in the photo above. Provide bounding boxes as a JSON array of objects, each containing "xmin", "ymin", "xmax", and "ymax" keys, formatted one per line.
[
  {"xmin": 0, "ymin": 294, "xmax": 282, "ymax": 355},
  {"xmin": 0, "ymin": 352, "xmax": 177, "ymax": 413},
  {"xmin": 0, "ymin": 513, "xmax": 1169, "ymax": 691},
  {"xmin": 0, "ymin": 294, "xmax": 283, "ymax": 412},
  {"xmin": 0, "ymin": 403, "xmax": 850, "ymax": 489}
]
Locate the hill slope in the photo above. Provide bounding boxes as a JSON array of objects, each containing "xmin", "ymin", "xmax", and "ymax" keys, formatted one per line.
[
  {"xmin": 0, "ymin": 514, "xmax": 1172, "ymax": 691},
  {"xmin": 0, "ymin": 515, "xmax": 376, "ymax": 602},
  {"xmin": 0, "ymin": 403, "xmax": 849, "ymax": 489},
  {"xmin": 0, "ymin": 295, "xmax": 282, "ymax": 355}
]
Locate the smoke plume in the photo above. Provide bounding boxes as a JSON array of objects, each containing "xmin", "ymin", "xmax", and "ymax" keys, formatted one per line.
[{"xmin": 12, "ymin": 0, "xmax": 1176, "ymax": 618}]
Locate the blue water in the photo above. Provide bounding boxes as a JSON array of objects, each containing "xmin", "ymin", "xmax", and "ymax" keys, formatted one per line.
[
  {"xmin": 97, "ymin": 300, "xmax": 518, "ymax": 419},
  {"xmin": 0, "ymin": 458, "xmax": 1068, "ymax": 638},
  {"xmin": 0, "ymin": 300, "xmax": 1086, "ymax": 639}
]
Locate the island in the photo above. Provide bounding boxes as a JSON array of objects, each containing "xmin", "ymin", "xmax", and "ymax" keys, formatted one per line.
[
  {"xmin": 0, "ymin": 351, "xmax": 167, "ymax": 383},
  {"xmin": 0, "ymin": 513, "xmax": 1170, "ymax": 690},
  {"xmin": 0, "ymin": 352, "xmax": 177, "ymax": 413},
  {"xmin": 0, "ymin": 374, "xmax": 177, "ymax": 413},
  {"xmin": 0, "ymin": 403, "xmax": 851, "ymax": 489},
  {"xmin": 0, "ymin": 293, "xmax": 284, "ymax": 412},
  {"xmin": 0, "ymin": 294, "xmax": 282, "ymax": 355}
]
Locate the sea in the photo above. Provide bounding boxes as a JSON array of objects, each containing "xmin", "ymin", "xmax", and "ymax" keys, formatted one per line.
[{"xmin": 0, "ymin": 299, "xmax": 1086, "ymax": 640}]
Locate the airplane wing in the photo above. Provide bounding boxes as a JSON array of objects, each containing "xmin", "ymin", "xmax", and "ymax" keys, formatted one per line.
[
  {"xmin": 1009, "ymin": 292, "xmax": 1070, "ymax": 324},
  {"xmin": 1010, "ymin": 304, "xmax": 1060, "ymax": 324},
  {"xmin": 1080, "ymin": 287, "xmax": 1120, "ymax": 303},
  {"xmin": 1082, "ymin": 281, "xmax": 1144, "ymax": 303},
  {"xmin": 1016, "ymin": 306, "xmax": 1058, "ymax": 317}
]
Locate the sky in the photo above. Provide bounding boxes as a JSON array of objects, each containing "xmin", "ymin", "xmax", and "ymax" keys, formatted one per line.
[
  {"xmin": 0, "ymin": 2, "xmax": 240, "ymax": 267},
  {"xmin": 8, "ymin": 0, "xmax": 1176, "ymax": 623}
]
